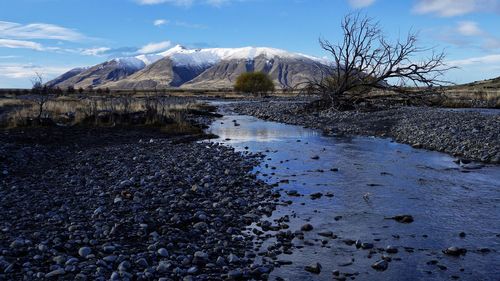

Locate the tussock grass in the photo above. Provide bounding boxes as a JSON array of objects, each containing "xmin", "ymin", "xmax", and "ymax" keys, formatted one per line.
[{"xmin": 0, "ymin": 95, "xmax": 202, "ymax": 131}]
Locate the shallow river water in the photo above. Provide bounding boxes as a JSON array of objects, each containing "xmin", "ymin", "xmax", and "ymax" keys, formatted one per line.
[{"xmin": 207, "ymin": 105, "xmax": 500, "ymax": 281}]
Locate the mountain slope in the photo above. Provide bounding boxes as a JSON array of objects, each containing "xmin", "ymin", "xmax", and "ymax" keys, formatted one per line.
[
  {"xmin": 48, "ymin": 58, "xmax": 147, "ymax": 89},
  {"xmin": 182, "ymin": 54, "xmax": 328, "ymax": 89},
  {"xmin": 45, "ymin": 67, "xmax": 88, "ymax": 88},
  {"xmin": 49, "ymin": 45, "xmax": 330, "ymax": 89}
]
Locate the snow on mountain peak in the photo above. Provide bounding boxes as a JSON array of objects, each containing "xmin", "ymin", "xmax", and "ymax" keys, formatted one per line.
[
  {"xmin": 112, "ymin": 45, "xmax": 326, "ymax": 70},
  {"xmin": 112, "ymin": 57, "xmax": 146, "ymax": 70},
  {"xmin": 158, "ymin": 46, "xmax": 326, "ymax": 67}
]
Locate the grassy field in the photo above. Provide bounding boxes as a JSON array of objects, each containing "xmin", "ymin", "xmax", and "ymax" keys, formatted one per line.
[{"xmin": 0, "ymin": 94, "xmax": 209, "ymax": 138}]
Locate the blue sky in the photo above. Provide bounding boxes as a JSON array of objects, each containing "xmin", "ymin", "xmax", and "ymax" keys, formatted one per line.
[{"xmin": 0, "ymin": 0, "xmax": 499, "ymax": 88}]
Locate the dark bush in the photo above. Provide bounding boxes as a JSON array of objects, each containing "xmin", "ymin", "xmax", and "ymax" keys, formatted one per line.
[{"xmin": 234, "ymin": 72, "xmax": 275, "ymax": 96}]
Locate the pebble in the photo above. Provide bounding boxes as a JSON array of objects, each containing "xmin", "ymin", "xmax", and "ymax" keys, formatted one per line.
[
  {"xmin": 371, "ymin": 260, "xmax": 388, "ymax": 271},
  {"xmin": 78, "ymin": 246, "xmax": 91, "ymax": 258},
  {"xmin": 227, "ymin": 253, "xmax": 240, "ymax": 264},
  {"xmin": 305, "ymin": 262, "xmax": 322, "ymax": 274},
  {"xmin": 301, "ymin": 224, "xmax": 314, "ymax": 231},
  {"xmin": 157, "ymin": 248, "xmax": 169, "ymax": 257},
  {"xmin": 386, "ymin": 246, "xmax": 398, "ymax": 254},
  {"xmin": 443, "ymin": 247, "xmax": 467, "ymax": 256},
  {"xmin": 45, "ymin": 268, "xmax": 65, "ymax": 278}
]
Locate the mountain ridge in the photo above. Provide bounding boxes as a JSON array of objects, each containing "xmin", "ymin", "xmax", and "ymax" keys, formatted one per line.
[{"xmin": 48, "ymin": 45, "xmax": 330, "ymax": 90}]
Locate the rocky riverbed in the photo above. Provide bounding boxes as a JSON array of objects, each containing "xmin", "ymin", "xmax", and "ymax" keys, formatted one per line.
[
  {"xmin": 232, "ymin": 101, "xmax": 500, "ymax": 164},
  {"xmin": 207, "ymin": 107, "xmax": 500, "ymax": 281},
  {"xmin": 0, "ymin": 127, "xmax": 276, "ymax": 280}
]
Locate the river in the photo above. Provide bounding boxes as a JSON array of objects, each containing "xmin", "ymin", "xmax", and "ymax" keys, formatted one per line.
[{"xmin": 206, "ymin": 104, "xmax": 500, "ymax": 281}]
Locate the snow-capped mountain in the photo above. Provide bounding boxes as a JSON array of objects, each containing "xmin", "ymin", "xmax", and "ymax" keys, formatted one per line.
[{"xmin": 48, "ymin": 45, "xmax": 330, "ymax": 89}]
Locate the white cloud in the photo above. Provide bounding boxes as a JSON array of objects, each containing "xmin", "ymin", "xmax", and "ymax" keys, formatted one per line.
[
  {"xmin": 136, "ymin": 0, "xmax": 193, "ymax": 6},
  {"xmin": 456, "ymin": 21, "xmax": 483, "ymax": 36},
  {"xmin": 0, "ymin": 21, "xmax": 85, "ymax": 41},
  {"xmin": 80, "ymin": 47, "xmax": 112, "ymax": 56},
  {"xmin": 137, "ymin": 41, "xmax": 172, "ymax": 54},
  {"xmin": 0, "ymin": 63, "xmax": 74, "ymax": 79},
  {"xmin": 448, "ymin": 54, "xmax": 500, "ymax": 67},
  {"xmin": 433, "ymin": 21, "xmax": 500, "ymax": 51},
  {"xmin": 135, "ymin": 0, "xmax": 237, "ymax": 6},
  {"xmin": 413, "ymin": 0, "xmax": 499, "ymax": 17},
  {"xmin": 348, "ymin": 0, "xmax": 376, "ymax": 8},
  {"xmin": 0, "ymin": 39, "xmax": 44, "ymax": 51},
  {"xmin": 154, "ymin": 19, "xmax": 169, "ymax": 26}
]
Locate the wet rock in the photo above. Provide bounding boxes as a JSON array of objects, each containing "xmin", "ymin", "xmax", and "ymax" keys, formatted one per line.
[
  {"xmin": 343, "ymin": 239, "xmax": 356, "ymax": 246},
  {"xmin": 371, "ymin": 260, "xmax": 388, "ymax": 271},
  {"xmin": 338, "ymin": 260, "xmax": 353, "ymax": 267},
  {"xmin": 286, "ymin": 190, "xmax": 300, "ymax": 196},
  {"xmin": 386, "ymin": 215, "xmax": 414, "ymax": 223},
  {"xmin": 361, "ymin": 242, "xmax": 374, "ymax": 250},
  {"xmin": 318, "ymin": 231, "xmax": 334, "ymax": 238},
  {"xmin": 310, "ymin": 192, "xmax": 323, "ymax": 200},
  {"xmin": 478, "ymin": 247, "xmax": 491, "ymax": 254},
  {"xmin": 305, "ymin": 262, "xmax": 322, "ymax": 274},
  {"xmin": 443, "ymin": 247, "xmax": 467, "ymax": 256},
  {"xmin": 386, "ymin": 246, "xmax": 398, "ymax": 254},
  {"xmin": 301, "ymin": 224, "xmax": 314, "ymax": 231}
]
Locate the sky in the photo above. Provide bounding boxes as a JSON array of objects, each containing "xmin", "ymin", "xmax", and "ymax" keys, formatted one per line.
[{"xmin": 0, "ymin": 0, "xmax": 499, "ymax": 88}]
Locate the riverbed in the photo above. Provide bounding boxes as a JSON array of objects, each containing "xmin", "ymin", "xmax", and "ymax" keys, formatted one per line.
[{"xmin": 207, "ymin": 105, "xmax": 500, "ymax": 281}]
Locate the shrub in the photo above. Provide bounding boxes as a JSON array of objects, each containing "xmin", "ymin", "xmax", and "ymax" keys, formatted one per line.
[
  {"xmin": 67, "ymin": 86, "xmax": 75, "ymax": 95},
  {"xmin": 234, "ymin": 72, "xmax": 275, "ymax": 96}
]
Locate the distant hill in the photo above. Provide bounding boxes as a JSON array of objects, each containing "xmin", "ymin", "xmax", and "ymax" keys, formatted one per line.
[
  {"xmin": 454, "ymin": 76, "xmax": 500, "ymax": 89},
  {"xmin": 48, "ymin": 45, "xmax": 330, "ymax": 90}
]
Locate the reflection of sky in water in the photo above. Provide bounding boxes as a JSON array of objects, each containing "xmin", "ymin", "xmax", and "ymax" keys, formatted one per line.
[
  {"xmin": 210, "ymin": 116, "xmax": 319, "ymax": 143},
  {"xmin": 207, "ymin": 111, "xmax": 500, "ymax": 281}
]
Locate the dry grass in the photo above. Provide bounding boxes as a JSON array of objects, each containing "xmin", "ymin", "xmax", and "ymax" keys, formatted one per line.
[
  {"xmin": 441, "ymin": 89, "xmax": 500, "ymax": 108},
  {"xmin": 0, "ymin": 95, "xmax": 201, "ymax": 129}
]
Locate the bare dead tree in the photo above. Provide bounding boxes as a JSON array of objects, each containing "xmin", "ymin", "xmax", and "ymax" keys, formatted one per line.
[
  {"xmin": 309, "ymin": 13, "xmax": 455, "ymax": 109},
  {"xmin": 30, "ymin": 72, "xmax": 52, "ymax": 123}
]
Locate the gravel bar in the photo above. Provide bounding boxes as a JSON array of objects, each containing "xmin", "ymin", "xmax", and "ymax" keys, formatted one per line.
[
  {"xmin": 0, "ymin": 129, "xmax": 276, "ymax": 280},
  {"xmin": 233, "ymin": 101, "xmax": 500, "ymax": 164}
]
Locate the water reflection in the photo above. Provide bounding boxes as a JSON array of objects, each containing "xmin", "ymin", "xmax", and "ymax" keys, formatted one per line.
[{"xmin": 213, "ymin": 117, "xmax": 319, "ymax": 143}]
